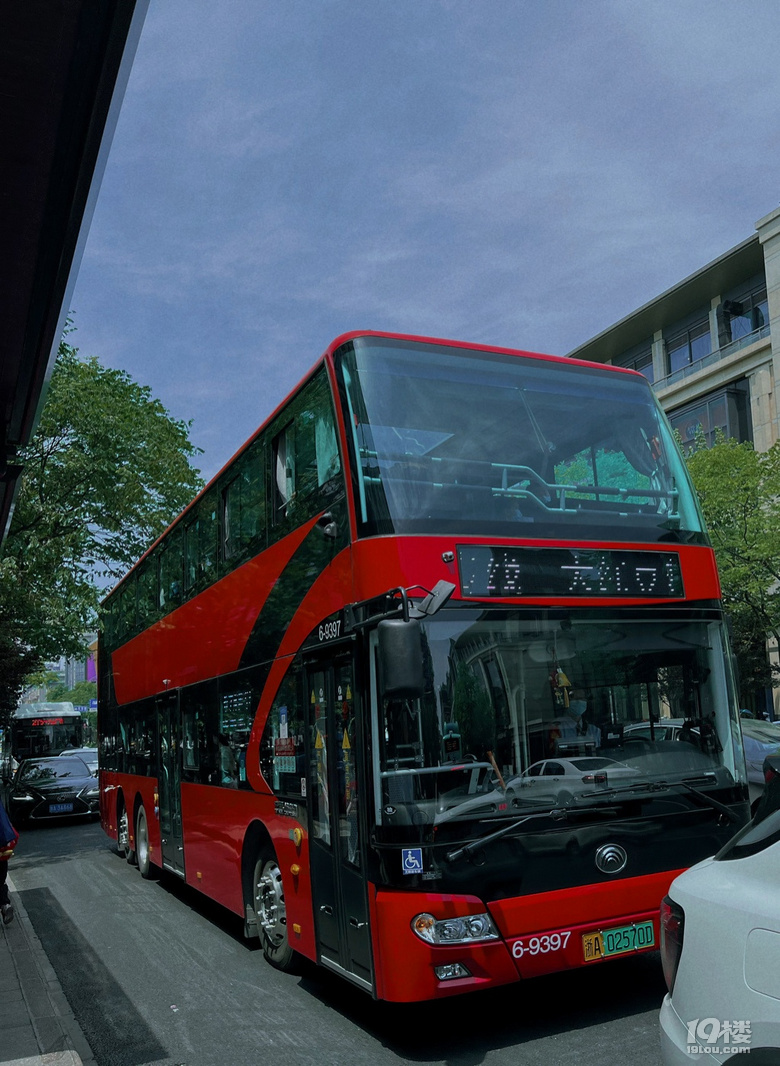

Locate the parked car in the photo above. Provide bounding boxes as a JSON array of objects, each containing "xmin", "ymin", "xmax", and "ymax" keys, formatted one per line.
[
  {"xmin": 741, "ymin": 720, "xmax": 780, "ymax": 809},
  {"xmin": 7, "ymin": 755, "xmax": 100, "ymax": 824},
  {"xmin": 433, "ymin": 756, "xmax": 641, "ymax": 823},
  {"xmin": 659, "ymin": 765, "xmax": 780, "ymax": 1063},
  {"xmin": 623, "ymin": 718, "xmax": 687, "ymax": 742},
  {"xmin": 57, "ymin": 746, "xmax": 98, "ymax": 774},
  {"xmin": 509, "ymin": 756, "xmax": 641, "ymax": 803}
]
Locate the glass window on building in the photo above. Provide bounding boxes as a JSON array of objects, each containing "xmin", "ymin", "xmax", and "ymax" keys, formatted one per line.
[
  {"xmin": 667, "ymin": 319, "xmax": 712, "ymax": 375},
  {"xmin": 723, "ymin": 287, "xmax": 768, "ymax": 343},
  {"xmin": 668, "ymin": 381, "xmax": 752, "ymax": 453},
  {"xmin": 615, "ymin": 345, "xmax": 654, "ymax": 384}
]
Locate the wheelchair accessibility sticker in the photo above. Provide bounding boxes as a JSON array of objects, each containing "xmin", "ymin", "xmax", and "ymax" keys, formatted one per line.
[{"xmin": 402, "ymin": 848, "xmax": 424, "ymax": 875}]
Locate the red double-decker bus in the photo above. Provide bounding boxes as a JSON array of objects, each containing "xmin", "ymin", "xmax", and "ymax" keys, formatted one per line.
[{"xmin": 98, "ymin": 331, "xmax": 749, "ymax": 1001}]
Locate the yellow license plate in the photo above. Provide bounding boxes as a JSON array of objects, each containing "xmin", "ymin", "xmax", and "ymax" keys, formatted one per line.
[{"xmin": 582, "ymin": 920, "xmax": 655, "ymax": 961}]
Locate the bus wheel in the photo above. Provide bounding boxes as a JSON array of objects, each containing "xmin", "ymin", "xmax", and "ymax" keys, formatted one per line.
[
  {"xmin": 253, "ymin": 849, "xmax": 296, "ymax": 972},
  {"xmin": 119, "ymin": 808, "xmax": 136, "ymax": 865},
  {"xmin": 136, "ymin": 806, "xmax": 158, "ymax": 880}
]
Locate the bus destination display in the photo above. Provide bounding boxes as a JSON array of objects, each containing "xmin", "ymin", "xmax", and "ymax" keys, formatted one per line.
[{"xmin": 458, "ymin": 546, "xmax": 685, "ymax": 599}]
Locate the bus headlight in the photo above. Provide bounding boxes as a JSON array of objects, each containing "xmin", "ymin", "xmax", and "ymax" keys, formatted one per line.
[{"xmin": 411, "ymin": 911, "xmax": 499, "ymax": 945}]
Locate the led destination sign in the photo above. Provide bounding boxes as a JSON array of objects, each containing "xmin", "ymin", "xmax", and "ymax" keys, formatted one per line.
[{"xmin": 458, "ymin": 546, "xmax": 684, "ymax": 600}]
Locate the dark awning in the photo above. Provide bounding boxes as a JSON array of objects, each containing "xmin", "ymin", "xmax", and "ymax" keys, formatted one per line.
[{"xmin": 0, "ymin": 0, "xmax": 148, "ymax": 542}]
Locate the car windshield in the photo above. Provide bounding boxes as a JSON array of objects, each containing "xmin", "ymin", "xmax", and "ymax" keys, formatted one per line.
[
  {"xmin": 19, "ymin": 757, "xmax": 89, "ymax": 784},
  {"xmin": 337, "ymin": 337, "xmax": 704, "ymax": 543},
  {"xmin": 373, "ymin": 607, "xmax": 744, "ymax": 828}
]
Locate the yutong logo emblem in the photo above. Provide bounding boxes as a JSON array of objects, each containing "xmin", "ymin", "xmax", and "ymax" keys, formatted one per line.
[{"xmin": 595, "ymin": 844, "xmax": 628, "ymax": 874}]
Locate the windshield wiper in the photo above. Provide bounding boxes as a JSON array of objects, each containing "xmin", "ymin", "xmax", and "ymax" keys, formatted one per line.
[
  {"xmin": 443, "ymin": 775, "xmax": 742, "ymax": 864},
  {"xmin": 679, "ymin": 779, "xmax": 742, "ymax": 824},
  {"xmin": 574, "ymin": 773, "xmax": 742, "ymax": 824},
  {"xmin": 444, "ymin": 808, "xmax": 568, "ymax": 863}
]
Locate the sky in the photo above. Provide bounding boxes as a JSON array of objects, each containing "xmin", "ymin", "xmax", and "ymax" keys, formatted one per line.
[{"xmin": 68, "ymin": 0, "xmax": 780, "ymax": 484}]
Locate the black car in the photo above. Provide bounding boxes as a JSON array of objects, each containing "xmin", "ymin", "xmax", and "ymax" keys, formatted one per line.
[
  {"xmin": 7, "ymin": 755, "xmax": 100, "ymax": 824},
  {"xmin": 57, "ymin": 747, "xmax": 99, "ymax": 774}
]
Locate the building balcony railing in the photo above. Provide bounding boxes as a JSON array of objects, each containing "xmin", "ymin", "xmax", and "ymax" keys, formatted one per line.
[{"xmin": 654, "ymin": 323, "xmax": 771, "ymax": 391}]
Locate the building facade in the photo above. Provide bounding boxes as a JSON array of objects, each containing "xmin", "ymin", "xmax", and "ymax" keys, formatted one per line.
[{"xmin": 567, "ymin": 205, "xmax": 780, "ymax": 715}]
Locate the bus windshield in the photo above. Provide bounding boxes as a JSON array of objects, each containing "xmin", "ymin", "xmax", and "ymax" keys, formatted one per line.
[
  {"xmin": 337, "ymin": 337, "xmax": 704, "ymax": 542},
  {"xmin": 373, "ymin": 608, "xmax": 743, "ymax": 829},
  {"xmin": 11, "ymin": 703, "xmax": 83, "ymax": 759}
]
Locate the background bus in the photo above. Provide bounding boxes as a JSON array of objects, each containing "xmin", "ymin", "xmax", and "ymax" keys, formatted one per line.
[
  {"xmin": 98, "ymin": 331, "xmax": 749, "ymax": 1002},
  {"xmin": 11, "ymin": 702, "xmax": 84, "ymax": 760}
]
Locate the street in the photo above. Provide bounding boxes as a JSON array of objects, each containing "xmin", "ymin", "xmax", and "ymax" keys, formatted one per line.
[{"xmin": 6, "ymin": 818, "xmax": 672, "ymax": 1066}]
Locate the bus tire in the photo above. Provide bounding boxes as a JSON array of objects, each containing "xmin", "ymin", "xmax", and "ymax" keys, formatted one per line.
[
  {"xmin": 136, "ymin": 806, "xmax": 158, "ymax": 880},
  {"xmin": 253, "ymin": 848, "xmax": 296, "ymax": 972},
  {"xmin": 119, "ymin": 807, "xmax": 137, "ymax": 865}
]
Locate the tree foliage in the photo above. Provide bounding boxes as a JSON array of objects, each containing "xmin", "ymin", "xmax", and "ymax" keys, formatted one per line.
[
  {"xmin": 452, "ymin": 666, "xmax": 496, "ymax": 755},
  {"xmin": 685, "ymin": 433, "xmax": 780, "ymax": 696},
  {"xmin": 46, "ymin": 680, "xmax": 97, "ymax": 706},
  {"xmin": 0, "ymin": 337, "xmax": 203, "ymax": 718}
]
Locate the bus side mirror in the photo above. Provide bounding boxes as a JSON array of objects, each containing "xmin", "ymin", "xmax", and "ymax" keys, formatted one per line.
[{"xmin": 378, "ymin": 618, "xmax": 425, "ymax": 700}]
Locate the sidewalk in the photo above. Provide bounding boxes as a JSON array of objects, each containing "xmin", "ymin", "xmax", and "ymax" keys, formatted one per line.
[{"xmin": 1, "ymin": 875, "xmax": 95, "ymax": 1066}]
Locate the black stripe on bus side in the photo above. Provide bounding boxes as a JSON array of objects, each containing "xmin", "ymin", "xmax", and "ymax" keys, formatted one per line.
[{"xmin": 237, "ymin": 497, "xmax": 348, "ymax": 676}]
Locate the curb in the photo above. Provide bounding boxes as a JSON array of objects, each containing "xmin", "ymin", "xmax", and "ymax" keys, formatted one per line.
[{"xmin": 1, "ymin": 874, "xmax": 94, "ymax": 1066}]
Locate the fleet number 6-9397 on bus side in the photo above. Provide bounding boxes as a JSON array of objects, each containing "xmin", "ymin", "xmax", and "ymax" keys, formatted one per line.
[{"xmin": 318, "ymin": 621, "xmax": 342, "ymax": 642}]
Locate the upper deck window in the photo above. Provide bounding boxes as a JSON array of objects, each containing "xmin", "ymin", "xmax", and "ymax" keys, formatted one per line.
[
  {"xmin": 269, "ymin": 369, "xmax": 343, "ymax": 531},
  {"xmin": 335, "ymin": 337, "xmax": 704, "ymax": 544}
]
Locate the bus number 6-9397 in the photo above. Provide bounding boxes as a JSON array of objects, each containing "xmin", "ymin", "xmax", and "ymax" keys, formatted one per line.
[
  {"xmin": 512, "ymin": 932, "xmax": 571, "ymax": 958},
  {"xmin": 318, "ymin": 620, "xmax": 342, "ymax": 642}
]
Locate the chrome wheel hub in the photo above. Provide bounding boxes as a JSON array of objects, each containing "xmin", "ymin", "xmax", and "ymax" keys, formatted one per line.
[
  {"xmin": 119, "ymin": 810, "xmax": 129, "ymax": 849},
  {"xmin": 256, "ymin": 862, "xmax": 286, "ymax": 944}
]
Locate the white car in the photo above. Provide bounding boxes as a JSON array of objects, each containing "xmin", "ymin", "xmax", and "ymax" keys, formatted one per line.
[
  {"xmin": 512, "ymin": 756, "xmax": 641, "ymax": 802},
  {"xmin": 623, "ymin": 718, "xmax": 687, "ymax": 742},
  {"xmin": 659, "ymin": 777, "xmax": 780, "ymax": 1063},
  {"xmin": 433, "ymin": 756, "xmax": 640, "ymax": 823}
]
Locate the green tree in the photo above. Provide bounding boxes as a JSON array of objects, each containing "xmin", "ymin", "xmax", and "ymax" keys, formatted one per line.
[
  {"xmin": 60, "ymin": 679, "xmax": 97, "ymax": 705},
  {"xmin": 0, "ymin": 588, "xmax": 40, "ymax": 719},
  {"xmin": 0, "ymin": 335, "xmax": 204, "ymax": 720},
  {"xmin": 685, "ymin": 433, "xmax": 780, "ymax": 700},
  {"xmin": 452, "ymin": 665, "xmax": 496, "ymax": 756}
]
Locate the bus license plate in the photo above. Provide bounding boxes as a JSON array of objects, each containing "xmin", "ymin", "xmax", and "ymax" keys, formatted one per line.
[
  {"xmin": 49, "ymin": 802, "xmax": 74, "ymax": 814},
  {"xmin": 582, "ymin": 920, "xmax": 655, "ymax": 961}
]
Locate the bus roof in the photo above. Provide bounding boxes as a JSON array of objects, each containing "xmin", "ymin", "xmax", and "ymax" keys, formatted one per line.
[{"xmin": 15, "ymin": 702, "xmax": 78, "ymax": 719}]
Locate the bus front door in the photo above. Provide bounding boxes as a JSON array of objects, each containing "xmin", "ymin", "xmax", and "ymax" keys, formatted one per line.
[
  {"xmin": 306, "ymin": 657, "xmax": 373, "ymax": 992},
  {"xmin": 157, "ymin": 692, "xmax": 185, "ymax": 877}
]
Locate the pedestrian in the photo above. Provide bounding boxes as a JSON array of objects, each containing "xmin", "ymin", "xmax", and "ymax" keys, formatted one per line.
[{"xmin": 0, "ymin": 794, "xmax": 19, "ymax": 925}]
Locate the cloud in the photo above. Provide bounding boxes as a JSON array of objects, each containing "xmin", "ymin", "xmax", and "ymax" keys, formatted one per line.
[{"xmin": 71, "ymin": 0, "xmax": 780, "ymax": 485}]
